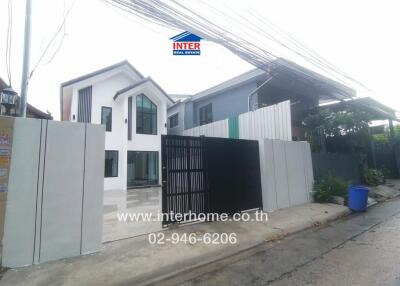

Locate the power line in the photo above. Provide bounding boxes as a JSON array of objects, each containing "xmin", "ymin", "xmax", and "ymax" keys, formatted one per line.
[
  {"xmin": 197, "ymin": 0, "xmax": 352, "ymax": 88},
  {"xmin": 29, "ymin": 0, "xmax": 76, "ymax": 80},
  {"xmin": 246, "ymin": 8, "xmax": 370, "ymax": 91},
  {"xmin": 105, "ymin": 0, "xmax": 360, "ymax": 100},
  {"xmin": 5, "ymin": 0, "xmax": 13, "ymax": 86}
]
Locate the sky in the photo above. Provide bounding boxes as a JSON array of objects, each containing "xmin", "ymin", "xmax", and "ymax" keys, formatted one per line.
[{"xmin": 1, "ymin": 0, "xmax": 400, "ymax": 120}]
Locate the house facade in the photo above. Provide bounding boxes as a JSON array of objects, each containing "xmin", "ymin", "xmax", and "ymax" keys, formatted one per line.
[
  {"xmin": 167, "ymin": 58, "xmax": 356, "ymax": 140},
  {"xmin": 60, "ymin": 61, "xmax": 173, "ymax": 190}
]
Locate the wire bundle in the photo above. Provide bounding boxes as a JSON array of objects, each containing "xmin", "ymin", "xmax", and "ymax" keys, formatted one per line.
[{"xmin": 104, "ymin": 0, "xmax": 369, "ymax": 99}]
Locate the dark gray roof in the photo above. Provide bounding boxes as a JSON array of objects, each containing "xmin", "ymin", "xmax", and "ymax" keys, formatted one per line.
[
  {"xmin": 0, "ymin": 77, "xmax": 7, "ymax": 90},
  {"xmin": 113, "ymin": 77, "xmax": 174, "ymax": 103},
  {"xmin": 60, "ymin": 60, "xmax": 144, "ymax": 88},
  {"xmin": 189, "ymin": 58, "xmax": 356, "ymax": 103},
  {"xmin": 191, "ymin": 68, "xmax": 266, "ymax": 101}
]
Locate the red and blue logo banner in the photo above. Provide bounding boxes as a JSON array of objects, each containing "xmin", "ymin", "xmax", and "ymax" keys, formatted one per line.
[{"xmin": 170, "ymin": 31, "xmax": 203, "ymax": 56}]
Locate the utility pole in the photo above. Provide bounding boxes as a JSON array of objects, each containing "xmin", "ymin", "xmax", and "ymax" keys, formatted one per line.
[{"xmin": 19, "ymin": 0, "xmax": 32, "ymax": 117}]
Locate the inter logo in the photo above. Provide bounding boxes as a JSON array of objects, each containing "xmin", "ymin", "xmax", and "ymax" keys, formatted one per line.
[{"xmin": 170, "ymin": 31, "xmax": 203, "ymax": 56}]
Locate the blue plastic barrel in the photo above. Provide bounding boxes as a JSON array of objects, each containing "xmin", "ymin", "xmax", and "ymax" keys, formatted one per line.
[{"xmin": 348, "ymin": 185, "xmax": 369, "ymax": 212}]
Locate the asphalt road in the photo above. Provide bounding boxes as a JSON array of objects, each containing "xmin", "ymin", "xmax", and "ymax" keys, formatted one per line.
[{"xmin": 178, "ymin": 199, "xmax": 400, "ymax": 286}]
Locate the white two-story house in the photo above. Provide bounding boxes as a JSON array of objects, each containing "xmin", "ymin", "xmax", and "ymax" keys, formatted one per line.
[{"xmin": 60, "ymin": 61, "xmax": 174, "ymax": 191}]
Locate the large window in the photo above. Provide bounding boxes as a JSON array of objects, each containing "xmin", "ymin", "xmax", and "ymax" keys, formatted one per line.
[
  {"xmin": 101, "ymin": 106, "xmax": 112, "ymax": 132},
  {"xmin": 169, "ymin": 113, "xmax": 179, "ymax": 128},
  {"xmin": 104, "ymin": 151, "xmax": 118, "ymax": 178},
  {"xmin": 199, "ymin": 103, "xmax": 212, "ymax": 126},
  {"xmin": 127, "ymin": 151, "xmax": 159, "ymax": 187},
  {"xmin": 136, "ymin": 94, "xmax": 157, "ymax": 135}
]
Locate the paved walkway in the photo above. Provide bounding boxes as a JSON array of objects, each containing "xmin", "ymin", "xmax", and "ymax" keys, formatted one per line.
[{"xmin": 0, "ymin": 203, "xmax": 348, "ymax": 286}]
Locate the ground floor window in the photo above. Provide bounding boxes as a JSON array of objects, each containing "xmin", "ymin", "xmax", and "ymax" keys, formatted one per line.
[
  {"xmin": 105, "ymin": 150, "xmax": 118, "ymax": 177},
  {"xmin": 127, "ymin": 151, "xmax": 159, "ymax": 187}
]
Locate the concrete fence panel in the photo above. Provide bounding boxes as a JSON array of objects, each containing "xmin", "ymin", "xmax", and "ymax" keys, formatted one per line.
[
  {"xmin": 2, "ymin": 118, "xmax": 42, "ymax": 267},
  {"xmin": 259, "ymin": 139, "xmax": 314, "ymax": 212},
  {"xmin": 39, "ymin": 121, "xmax": 86, "ymax": 262},
  {"xmin": 183, "ymin": 119, "xmax": 229, "ymax": 138},
  {"xmin": 1, "ymin": 117, "xmax": 105, "ymax": 267},
  {"xmin": 182, "ymin": 100, "xmax": 292, "ymax": 141}
]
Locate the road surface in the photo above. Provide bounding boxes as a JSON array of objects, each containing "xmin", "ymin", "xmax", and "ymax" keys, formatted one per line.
[{"xmin": 178, "ymin": 199, "xmax": 400, "ymax": 286}]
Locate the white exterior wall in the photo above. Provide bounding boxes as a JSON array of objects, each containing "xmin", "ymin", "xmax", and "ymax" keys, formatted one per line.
[{"xmin": 68, "ymin": 71, "xmax": 168, "ymax": 191}]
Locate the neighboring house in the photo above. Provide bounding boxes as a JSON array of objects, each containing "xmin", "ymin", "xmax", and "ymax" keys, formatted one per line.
[
  {"xmin": 167, "ymin": 58, "xmax": 356, "ymax": 140},
  {"xmin": 60, "ymin": 61, "xmax": 174, "ymax": 190},
  {"xmin": 0, "ymin": 77, "xmax": 53, "ymax": 119}
]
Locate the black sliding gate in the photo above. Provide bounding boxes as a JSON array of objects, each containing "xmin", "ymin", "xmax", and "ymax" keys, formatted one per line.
[{"xmin": 161, "ymin": 135, "xmax": 262, "ymax": 226}]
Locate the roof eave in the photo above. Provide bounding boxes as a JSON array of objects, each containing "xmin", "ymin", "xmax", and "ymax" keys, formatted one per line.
[
  {"xmin": 60, "ymin": 60, "xmax": 145, "ymax": 89},
  {"xmin": 114, "ymin": 77, "xmax": 174, "ymax": 104}
]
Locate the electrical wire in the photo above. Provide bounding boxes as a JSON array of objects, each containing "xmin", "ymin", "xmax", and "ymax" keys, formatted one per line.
[
  {"xmin": 29, "ymin": 0, "xmax": 76, "ymax": 79},
  {"xmin": 104, "ymin": 0, "xmax": 362, "ymax": 101},
  {"xmin": 5, "ymin": 0, "xmax": 13, "ymax": 86}
]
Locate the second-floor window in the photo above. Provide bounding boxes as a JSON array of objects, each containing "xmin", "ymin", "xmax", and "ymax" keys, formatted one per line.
[
  {"xmin": 169, "ymin": 113, "xmax": 179, "ymax": 128},
  {"xmin": 199, "ymin": 103, "xmax": 212, "ymax": 126},
  {"xmin": 101, "ymin": 106, "xmax": 112, "ymax": 132},
  {"xmin": 137, "ymin": 94, "xmax": 157, "ymax": 135}
]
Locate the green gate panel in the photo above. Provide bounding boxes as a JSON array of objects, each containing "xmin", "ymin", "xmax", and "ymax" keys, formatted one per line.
[{"xmin": 228, "ymin": 117, "xmax": 239, "ymax": 139}]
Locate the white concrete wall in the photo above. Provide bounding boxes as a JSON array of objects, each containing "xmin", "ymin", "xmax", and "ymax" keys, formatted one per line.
[
  {"xmin": 182, "ymin": 101, "xmax": 292, "ymax": 141},
  {"xmin": 2, "ymin": 117, "xmax": 105, "ymax": 267},
  {"xmin": 259, "ymin": 139, "xmax": 314, "ymax": 212},
  {"xmin": 68, "ymin": 71, "xmax": 168, "ymax": 190}
]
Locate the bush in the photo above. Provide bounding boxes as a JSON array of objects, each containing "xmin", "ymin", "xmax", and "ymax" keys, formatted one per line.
[
  {"xmin": 313, "ymin": 175, "xmax": 349, "ymax": 203},
  {"xmin": 363, "ymin": 168, "xmax": 385, "ymax": 186}
]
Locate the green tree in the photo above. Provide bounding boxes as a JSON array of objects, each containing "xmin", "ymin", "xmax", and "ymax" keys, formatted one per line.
[{"xmin": 303, "ymin": 105, "xmax": 372, "ymax": 153}]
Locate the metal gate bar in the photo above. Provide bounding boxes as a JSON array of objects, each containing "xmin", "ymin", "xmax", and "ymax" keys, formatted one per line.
[
  {"xmin": 162, "ymin": 135, "xmax": 262, "ymax": 226},
  {"xmin": 162, "ymin": 135, "xmax": 208, "ymax": 225}
]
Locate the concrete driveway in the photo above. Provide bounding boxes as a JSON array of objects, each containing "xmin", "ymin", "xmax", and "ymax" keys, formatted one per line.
[{"xmin": 103, "ymin": 187, "xmax": 162, "ymax": 242}]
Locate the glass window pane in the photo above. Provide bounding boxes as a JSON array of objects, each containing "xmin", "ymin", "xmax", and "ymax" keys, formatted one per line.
[
  {"xmin": 151, "ymin": 113, "xmax": 157, "ymax": 134},
  {"xmin": 199, "ymin": 104, "xmax": 212, "ymax": 126},
  {"xmin": 143, "ymin": 113, "xmax": 152, "ymax": 134},
  {"xmin": 101, "ymin": 107, "xmax": 112, "ymax": 132},
  {"xmin": 105, "ymin": 151, "xmax": 118, "ymax": 177},
  {"xmin": 136, "ymin": 94, "xmax": 157, "ymax": 135},
  {"xmin": 136, "ymin": 109, "xmax": 143, "ymax": 133},
  {"xmin": 127, "ymin": 151, "xmax": 158, "ymax": 187},
  {"xmin": 142, "ymin": 96, "xmax": 152, "ymax": 111},
  {"xmin": 136, "ymin": 95, "xmax": 142, "ymax": 107}
]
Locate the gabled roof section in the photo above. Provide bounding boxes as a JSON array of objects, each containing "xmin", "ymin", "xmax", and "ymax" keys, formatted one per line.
[
  {"xmin": 190, "ymin": 68, "xmax": 267, "ymax": 101},
  {"xmin": 60, "ymin": 60, "xmax": 144, "ymax": 88},
  {"xmin": 113, "ymin": 77, "xmax": 174, "ymax": 104},
  {"xmin": 170, "ymin": 31, "xmax": 203, "ymax": 42}
]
